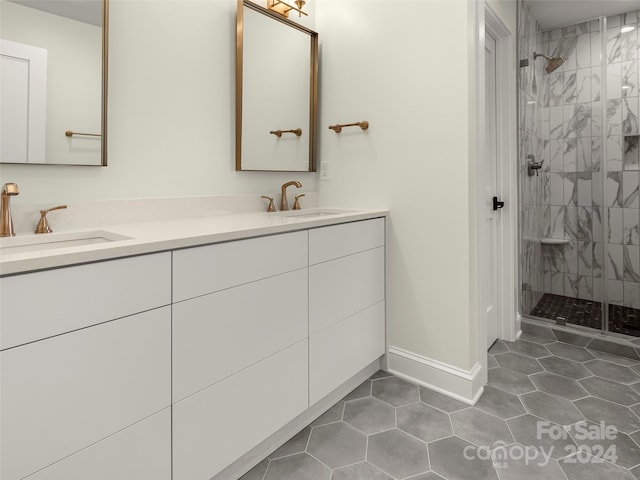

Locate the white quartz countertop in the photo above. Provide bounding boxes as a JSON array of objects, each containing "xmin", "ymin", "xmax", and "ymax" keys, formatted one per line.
[{"xmin": 0, "ymin": 208, "xmax": 388, "ymax": 276}]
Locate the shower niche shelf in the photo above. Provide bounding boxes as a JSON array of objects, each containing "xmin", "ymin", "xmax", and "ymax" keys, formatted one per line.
[{"xmin": 540, "ymin": 238, "xmax": 570, "ymax": 245}]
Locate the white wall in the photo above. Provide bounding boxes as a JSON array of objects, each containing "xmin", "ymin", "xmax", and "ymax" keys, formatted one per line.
[
  {"xmin": 0, "ymin": 0, "xmax": 520, "ymax": 376},
  {"xmin": 316, "ymin": 0, "xmax": 517, "ymax": 372},
  {"xmin": 316, "ymin": 0, "xmax": 476, "ymax": 370},
  {"xmin": 0, "ymin": 0, "xmax": 316, "ymax": 204}
]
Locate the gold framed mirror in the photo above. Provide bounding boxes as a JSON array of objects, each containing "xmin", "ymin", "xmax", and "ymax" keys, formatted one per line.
[
  {"xmin": 0, "ymin": 0, "xmax": 108, "ymax": 166},
  {"xmin": 236, "ymin": 0, "xmax": 318, "ymax": 172}
]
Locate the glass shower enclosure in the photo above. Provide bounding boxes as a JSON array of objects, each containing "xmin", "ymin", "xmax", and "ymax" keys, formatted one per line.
[{"xmin": 518, "ymin": 0, "xmax": 640, "ymax": 339}]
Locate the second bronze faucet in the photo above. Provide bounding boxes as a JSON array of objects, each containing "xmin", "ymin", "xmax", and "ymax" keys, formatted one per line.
[
  {"xmin": 278, "ymin": 181, "xmax": 303, "ymax": 211},
  {"xmin": 261, "ymin": 181, "xmax": 303, "ymax": 212}
]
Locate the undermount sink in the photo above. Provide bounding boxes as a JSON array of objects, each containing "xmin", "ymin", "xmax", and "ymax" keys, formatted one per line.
[
  {"xmin": 276, "ymin": 209, "xmax": 355, "ymax": 219},
  {"xmin": 0, "ymin": 230, "xmax": 131, "ymax": 255}
]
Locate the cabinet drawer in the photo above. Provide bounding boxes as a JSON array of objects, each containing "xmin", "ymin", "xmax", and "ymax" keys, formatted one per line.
[
  {"xmin": 310, "ymin": 301, "xmax": 385, "ymax": 405},
  {"xmin": 309, "ymin": 218, "xmax": 384, "ymax": 265},
  {"xmin": 173, "ymin": 339, "xmax": 308, "ymax": 480},
  {"xmin": 172, "ymin": 231, "xmax": 308, "ymax": 302},
  {"xmin": 0, "ymin": 252, "xmax": 171, "ymax": 350},
  {"xmin": 173, "ymin": 268, "xmax": 308, "ymax": 402},
  {"xmin": 0, "ymin": 307, "xmax": 171, "ymax": 480},
  {"xmin": 309, "ymin": 247, "xmax": 384, "ymax": 334},
  {"xmin": 25, "ymin": 409, "xmax": 171, "ymax": 480}
]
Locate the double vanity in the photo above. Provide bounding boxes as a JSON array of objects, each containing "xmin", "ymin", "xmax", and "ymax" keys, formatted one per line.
[{"xmin": 0, "ymin": 203, "xmax": 387, "ymax": 480}]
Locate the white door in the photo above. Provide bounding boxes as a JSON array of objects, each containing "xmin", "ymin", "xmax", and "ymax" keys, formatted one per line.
[
  {"xmin": 484, "ymin": 32, "xmax": 500, "ymax": 348},
  {"xmin": 0, "ymin": 39, "xmax": 47, "ymax": 164}
]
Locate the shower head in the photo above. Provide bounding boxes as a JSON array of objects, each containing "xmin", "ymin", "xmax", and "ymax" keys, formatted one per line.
[{"xmin": 533, "ymin": 52, "xmax": 565, "ymax": 73}]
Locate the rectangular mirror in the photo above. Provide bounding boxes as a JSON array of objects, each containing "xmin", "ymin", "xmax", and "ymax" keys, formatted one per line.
[
  {"xmin": 0, "ymin": 0, "xmax": 108, "ymax": 166},
  {"xmin": 236, "ymin": 0, "xmax": 318, "ymax": 172}
]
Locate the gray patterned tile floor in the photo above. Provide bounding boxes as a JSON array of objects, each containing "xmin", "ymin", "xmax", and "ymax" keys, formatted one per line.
[{"xmin": 240, "ymin": 336, "xmax": 640, "ymax": 480}]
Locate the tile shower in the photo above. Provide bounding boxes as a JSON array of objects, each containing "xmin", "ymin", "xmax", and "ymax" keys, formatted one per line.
[{"xmin": 519, "ymin": 0, "xmax": 640, "ymax": 338}]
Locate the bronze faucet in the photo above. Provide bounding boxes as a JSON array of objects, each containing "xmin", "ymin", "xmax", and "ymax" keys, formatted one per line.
[
  {"xmin": 280, "ymin": 181, "xmax": 302, "ymax": 211},
  {"xmin": 0, "ymin": 183, "xmax": 19, "ymax": 237}
]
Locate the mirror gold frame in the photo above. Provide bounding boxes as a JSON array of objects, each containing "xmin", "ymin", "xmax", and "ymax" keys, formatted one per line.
[
  {"xmin": 235, "ymin": 0, "xmax": 318, "ymax": 172},
  {"xmin": 0, "ymin": 0, "xmax": 108, "ymax": 166}
]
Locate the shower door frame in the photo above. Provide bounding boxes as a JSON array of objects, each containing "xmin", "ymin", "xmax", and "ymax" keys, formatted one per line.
[{"xmin": 516, "ymin": 10, "xmax": 640, "ymax": 339}]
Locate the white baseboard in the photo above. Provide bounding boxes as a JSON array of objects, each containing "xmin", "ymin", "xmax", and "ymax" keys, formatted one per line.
[
  {"xmin": 387, "ymin": 346, "xmax": 484, "ymax": 405},
  {"xmin": 514, "ymin": 313, "xmax": 522, "ymax": 341}
]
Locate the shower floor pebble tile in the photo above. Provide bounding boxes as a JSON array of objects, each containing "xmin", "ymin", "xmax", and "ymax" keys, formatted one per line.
[
  {"xmin": 530, "ymin": 293, "xmax": 640, "ymax": 337},
  {"xmin": 240, "ymin": 338, "xmax": 640, "ymax": 480}
]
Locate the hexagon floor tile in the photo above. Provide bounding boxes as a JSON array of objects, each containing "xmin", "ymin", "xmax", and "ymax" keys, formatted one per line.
[
  {"xmin": 263, "ymin": 453, "xmax": 330, "ymax": 480},
  {"xmin": 307, "ymin": 422, "xmax": 366, "ymax": 468},
  {"xmin": 343, "ymin": 397, "xmax": 395, "ymax": 434},
  {"xmin": 331, "ymin": 462, "xmax": 392, "ymax": 480},
  {"xmin": 474, "ymin": 385, "xmax": 526, "ymax": 419},
  {"xmin": 494, "ymin": 352, "xmax": 544, "ymax": 375},
  {"xmin": 240, "ymin": 337, "xmax": 640, "ymax": 480},
  {"xmin": 397, "ymin": 402, "xmax": 453, "ymax": 442},
  {"xmin": 372, "ymin": 376, "xmax": 420, "ymax": 406},
  {"xmin": 506, "ymin": 414, "xmax": 577, "ymax": 459},
  {"xmin": 583, "ymin": 359, "xmax": 640, "ymax": 385},
  {"xmin": 506, "ymin": 339, "xmax": 551, "ymax": 358},
  {"xmin": 450, "ymin": 407, "xmax": 514, "ymax": 448},
  {"xmin": 579, "ymin": 376, "xmax": 640, "ymax": 406},
  {"xmin": 538, "ymin": 355, "xmax": 592, "ymax": 379},
  {"xmin": 488, "ymin": 367, "xmax": 536, "ymax": 395},
  {"xmin": 574, "ymin": 397, "xmax": 640, "ymax": 433},
  {"xmin": 520, "ymin": 390, "xmax": 585, "ymax": 426},
  {"xmin": 529, "ymin": 371, "xmax": 589, "ymax": 400},
  {"xmin": 429, "ymin": 436, "xmax": 498, "ymax": 480},
  {"xmin": 368, "ymin": 429, "xmax": 430, "ymax": 478}
]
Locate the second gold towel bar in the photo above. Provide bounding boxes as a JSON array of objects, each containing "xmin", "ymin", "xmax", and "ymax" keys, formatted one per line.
[
  {"xmin": 270, "ymin": 128, "xmax": 302, "ymax": 137},
  {"xmin": 65, "ymin": 130, "xmax": 101, "ymax": 137},
  {"xmin": 328, "ymin": 121, "xmax": 369, "ymax": 133}
]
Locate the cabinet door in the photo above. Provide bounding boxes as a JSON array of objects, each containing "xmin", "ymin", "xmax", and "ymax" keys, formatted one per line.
[
  {"xmin": 309, "ymin": 218, "xmax": 384, "ymax": 265},
  {"xmin": 173, "ymin": 230, "xmax": 308, "ymax": 302},
  {"xmin": 309, "ymin": 247, "xmax": 385, "ymax": 334},
  {"xmin": 1, "ymin": 307, "xmax": 171, "ymax": 480},
  {"xmin": 173, "ymin": 340, "xmax": 308, "ymax": 480},
  {"xmin": 25, "ymin": 409, "xmax": 171, "ymax": 480},
  {"xmin": 0, "ymin": 252, "xmax": 171, "ymax": 349},
  {"xmin": 173, "ymin": 268, "xmax": 308, "ymax": 402},
  {"xmin": 310, "ymin": 301, "xmax": 385, "ymax": 404}
]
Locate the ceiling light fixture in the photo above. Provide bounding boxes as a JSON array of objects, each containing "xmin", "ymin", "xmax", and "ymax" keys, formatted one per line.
[
  {"xmin": 267, "ymin": 0, "xmax": 307, "ymax": 17},
  {"xmin": 621, "ymin": 25, "xmax": 636, "ymax": 33}
]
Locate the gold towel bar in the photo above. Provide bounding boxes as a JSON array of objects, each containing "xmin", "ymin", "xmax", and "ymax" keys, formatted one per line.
[
  {"xmin": 65, "ymin": 130, "xmax": 101, "ymax": 137},
  {"xmin": 328, "ymin": 121, "xmax": 369, "ymax": 133},
  {"xmin": 270, "ymin": 128, "xmax": 302, "ymax": 137}
]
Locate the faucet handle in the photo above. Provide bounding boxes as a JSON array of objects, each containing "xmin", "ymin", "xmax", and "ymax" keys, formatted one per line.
[
  {"xmin": 35, "ymin": 205, "xmax": 67, "ymax": 234},
  {"xmin": 293, "ymin": 194, "xmax": 305, "ymax": 210},
  {"xmin": 261, "ymin": 196, "xmax": 276, "ymax": 212}
]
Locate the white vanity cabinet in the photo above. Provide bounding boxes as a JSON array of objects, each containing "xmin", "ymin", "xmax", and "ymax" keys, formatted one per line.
[
  {"xmin": 172, "ymin": 231, "xmax": 310, "ymax": 480},
  {"xmin": 0, "ymin": 214, "xmax": 387, "ymax": 480},
  {"xmin": 308, "ymin": 218, "xmax": 386, "ymax": 404},
  {"xmin": 0, "ymin": 253, "xmax": 172, "ymax": 480}
]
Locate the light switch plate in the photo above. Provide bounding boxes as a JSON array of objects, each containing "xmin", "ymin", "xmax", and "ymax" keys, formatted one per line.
[{"xmin": 320, "ymin": 162, "xmax": 330, "ymax": 180}]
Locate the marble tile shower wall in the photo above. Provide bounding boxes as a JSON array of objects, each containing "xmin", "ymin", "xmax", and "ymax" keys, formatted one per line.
[
  {"xmin": 605, "ymin": 12, "xmax": 640, "ymax": 308},
  {"xmin": 519, "ymin": 0, "xmax": 546, "ymax": 316},
  {"xmin": 540, "ymin": 11, "xmax": 640, "ymax": 310}
]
